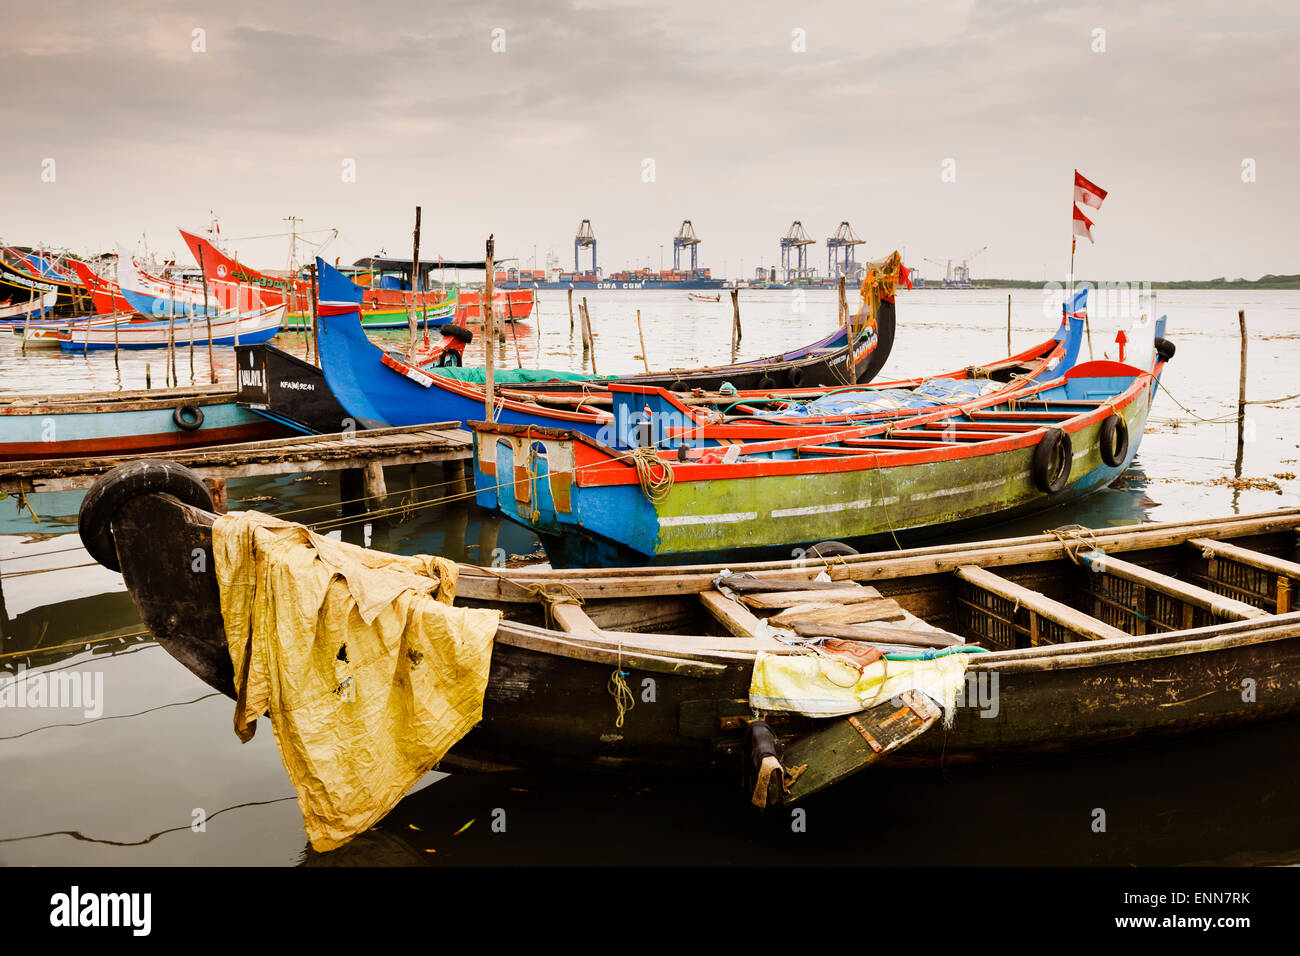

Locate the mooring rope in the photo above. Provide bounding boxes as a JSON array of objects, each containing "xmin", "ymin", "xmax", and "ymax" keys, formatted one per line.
[{"xmin": 630, "ymin": 446, "xmax": 674, "ymax": 503}]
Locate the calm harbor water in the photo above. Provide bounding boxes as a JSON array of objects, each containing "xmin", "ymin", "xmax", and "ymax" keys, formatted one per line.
[{"xmin": 2, "ymin": 287, "xmax": 1299, "ymax": 866}]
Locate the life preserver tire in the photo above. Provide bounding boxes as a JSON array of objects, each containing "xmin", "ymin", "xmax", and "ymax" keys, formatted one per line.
[
  {"xmin": 172, "ymin": 404, "xmax": 204, "ymax": 431},
  {"xmin": 1099, "ymin": 414, "xmax": 1129, "ymax": 468},
  {"xmin": 1155, "ymin": 337, "xmax": 1176, "ymax": 362},
  {"xmin": 805, "ymin": 540, "xmax": 858, "ymax": 559},
  {"xmin": 440, "ymin": 323, "xmax": 473, "ymax": 344},
  {"xmin": 1032, "ymin": 428, "xmax": 1072, "ymax": 494},
  {"xmin": 78, "ymin": 461, "xmax": 215, "ymax": 573}
]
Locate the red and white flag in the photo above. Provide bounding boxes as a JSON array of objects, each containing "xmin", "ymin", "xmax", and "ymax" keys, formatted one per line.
[
  {"xmin": 1073, "ymin": 170, "xmax": 1107, "ymax": 209},
  {"xmin": 1072, "ymin": 204, "xmax": 1095, "ymax": 244}
]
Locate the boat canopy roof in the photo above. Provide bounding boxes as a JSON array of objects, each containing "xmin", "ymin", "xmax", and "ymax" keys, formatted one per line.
[{"xmin": 352, "ymin": 256, "xmax": 486, "ymax": 272}]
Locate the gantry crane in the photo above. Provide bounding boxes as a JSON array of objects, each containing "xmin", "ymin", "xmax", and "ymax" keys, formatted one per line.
[
  {"xmin": 673, "ymin": 220, "xmax": 700, "ymax": 272},
  {"xmin": 574, "ymin": 219, "xmax": 596, "ymax": 274},
  {"xmin": 826, "ymin": 221, "xmax": 864, "ymax": 280},
  {"xmin": 780, "ymin": 221, "xmax": 815, "ymax": 282}
]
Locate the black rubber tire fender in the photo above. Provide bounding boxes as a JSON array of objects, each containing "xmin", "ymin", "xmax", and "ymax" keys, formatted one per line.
[
  {"xmin": 1031, "ymin": 428, "xmax": 1072, "ymax": 494},
  {"xmin": 1155, "ymin": 336, "xmax": 1175, "ymax": 362},
  {"xmin": 787, "ymin": 365, "xmax": 805, "ymax": 389},
  {"xmin": 1099, "ymin": 414, "xmax": 1129, "ymax": 468},
  {"xmin": 804, "ymin": 540, "xmax": 859, "ymax": 559},
  {"xmin": 78, "ymin": 460, "xmax": 215, "ymax": 573},
  {"xmin": 172, "ymin": 403, "xmax": 204, "ymax": 431},
  {"xmin": 436, "ymin": 349, "xmax": 463, "ymax": 368},
  {"xmin": 439, "ymin": 323, "xmax": 473, "ymax": 344},
  {"xmin": 668, "ymin": 379, "xmax": 689, "ymax": 393},
  {"xmin": 756, "ymin": 374, "xmax": 779, "ymax": 391}
]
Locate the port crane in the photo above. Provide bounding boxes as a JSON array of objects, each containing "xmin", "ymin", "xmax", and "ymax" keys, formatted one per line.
[
  {"xmin": 780, "ymin": 221, "xmax": 815, "ymax": 282},
  {"xmin": 826, "ymin": 221, "xmax": 864, "ymax": 280},
  {"xmin": 673, "ymin": 220, "xmax": 700, "ymax": 271},
  {"xmin": 574, "ymin": 219, "xmax": 597, "ymax": 274},
  {"xmin": 921, "ymin": 245, "xmax": 989, "ymax": 287}
]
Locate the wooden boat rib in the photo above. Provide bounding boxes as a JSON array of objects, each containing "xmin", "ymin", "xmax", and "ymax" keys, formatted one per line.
[{"xmin": 82, "ymin": 478, "xmax": 1300, "ymax": 805}]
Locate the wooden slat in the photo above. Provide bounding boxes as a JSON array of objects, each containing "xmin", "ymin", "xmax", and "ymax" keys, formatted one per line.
[
  {"xmin": 549, "ymin": 603, "xmax": 602, "ymax": 636},
  {"xmin": 740, "ymin": 585, "xmax": 882, "ymax": 609},
  {"xmin": 769, "ymin": 598, "xmax": 906, "ymax": 627},
  {"xmin": 956, "ymin": 565, "xmax": 1131, "ymax": 641},
  {"xmin": 1079, "ymin": 552, "xmax": 1268, "ymax": 620},
  {"xmin": 788, "ymin": 622, "xmax": 964, "ymax": 647},
  {"xmin": 698, "ymin": 590, "xmax": 761, "ymax": 637},
  {"xmin": 1189, "ymin": 537, "xmax": 1300, "ymax": 580}
]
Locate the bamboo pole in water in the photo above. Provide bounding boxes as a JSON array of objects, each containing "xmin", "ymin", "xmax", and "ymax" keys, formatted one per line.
[
  {"xmin": 636, "ymin": 308, "xmax": 649, "ymax": 373},
  {"xmin": 484, "ymin": 235, "xmax": 496, "ymax": 422},
  {"xmin": 309, "ymin": 262, "xmax": 320, "ymax": 366},
  {"xmin": 199, "ymin": 247, "xmax": 214, "ymax": 383},
  {"xmin": 840, "ymin": 278, "xmax": 854, "ymax": 385},
  {"xmin": 568, "ymin": 288, "xmax": 574, "ymax": 335},
  {"xmin": 1237, "ymin": 309, "xmax": 1248, "ymax": 453},
  {"xmin": 408, "ymin": 206, "xmax": 422, "ymax": 355},
  {"xmin": 730, "ymin": 288, "xmax": 742, "ymax": 363},
  {"xmin": 1007, "ymin": 293, "xmax": 1012, "ymax": 354},
  {"xmin": 580, "ymin": 297, "xmax": 598, "ymax": 375}
]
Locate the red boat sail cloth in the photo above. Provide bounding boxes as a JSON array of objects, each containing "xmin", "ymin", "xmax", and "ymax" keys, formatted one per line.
[{"xmin": 1073, "ymin": 171, "xmax": 1107, "ymax": 209}]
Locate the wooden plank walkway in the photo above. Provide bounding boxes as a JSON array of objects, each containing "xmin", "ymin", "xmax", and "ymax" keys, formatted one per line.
[{"xmin": 0, "ymin": 422, "xmax": 471, "ymax": 494}]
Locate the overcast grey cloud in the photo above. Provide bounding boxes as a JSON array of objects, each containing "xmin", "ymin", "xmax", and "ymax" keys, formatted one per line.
[{"xmin": 1, "ymin": 0, "xmax": 1296, "ymax": 280}]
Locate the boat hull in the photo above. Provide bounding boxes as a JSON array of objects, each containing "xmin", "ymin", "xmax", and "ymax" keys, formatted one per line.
[{"xmin": 0, "ymin": 389, "xmax": 289, "ymax": 461}]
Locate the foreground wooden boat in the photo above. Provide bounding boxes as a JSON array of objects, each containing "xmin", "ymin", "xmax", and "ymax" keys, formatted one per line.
[
  {"xmin": 78, "ymin": 473, "xmax": 1300, "ymax": 807},
  {"xmin": 0, "ymin": 385, "xmax": 290, "ymax": 461}
]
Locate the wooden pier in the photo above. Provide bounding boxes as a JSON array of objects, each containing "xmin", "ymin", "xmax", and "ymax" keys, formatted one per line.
[{"xmin": 0, "ymin": 422, "xmax": 472, "ymax": 511}]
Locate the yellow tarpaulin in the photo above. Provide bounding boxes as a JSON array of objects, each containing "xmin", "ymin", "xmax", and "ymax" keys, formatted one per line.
[
  {"xmin": 212, "ymin": 510, "xmax": 501, "ymax": 852},
  {"xmin": 749, "ymin": 650, "xmax": 969, "ymax": 723}
]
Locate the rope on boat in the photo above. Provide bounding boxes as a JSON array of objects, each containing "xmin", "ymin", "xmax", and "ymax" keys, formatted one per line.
[
  {"xmin": 631, "ymin": 446, "xmax": 674, "ymax": 503},
  {"xmin": 608, "ymin": 645, "xmax": 634, "ymax": 729},
  {"xmin": 1046, "ymin": 524, "xmax": 1102, "ymax": 565}
]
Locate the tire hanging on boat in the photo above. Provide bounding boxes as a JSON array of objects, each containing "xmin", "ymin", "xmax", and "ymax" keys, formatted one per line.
[
  {"xmin": 1155, "ymin": 336, "xmax": 1176, "ymax": 362},
  {"xmin": 172, "ymin": 404, "xmax": 204, "ymax": 431},
  {"xmin": 805, "ymin": 540, "xmax": 858, "ymax": 559},
  {"xmin": 1099, "ymin": 414, "xmax": 1129, "ymax": 467},
  {"xmin": 439, "ymin": 323, "xmax": 473, "ymax": 344},
  {"xmin": 78, "ymin": 460, "xmax": 215, "ymax": 573},
  {"xmin": 1031, "ymin": 428, "xmax": 1072, "ymax": 494},
  {"xmin": 787, "ymin": 365, "xmax": 805, "ymax": 389}
]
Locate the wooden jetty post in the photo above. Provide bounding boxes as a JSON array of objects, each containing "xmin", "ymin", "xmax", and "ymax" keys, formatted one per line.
[
  {"xmin": 408, "ymin": 205, "xmax": 422, "ymax": 355},
  {"xmin": 730, "ymin": 288, "xmax": 742, "ymax": 363},
  {"xmin": 1237, "ymin": 309, "xmax": 1248, "ymax": 453},
  {"xmin": 363, "ymin": 461, "xmax": 388, "ymax": 507},
  {"xmin": 484, "ymin": 235, "xmax": 496, "ymax": 422},
  {"xmin": 636, "ymin": 308, "xmax": 649, "ymax": 373},
  {"xmin": 199, "ymin": 247, "xmax": 215, "ymax": 383},
  {"xmin": 445, "ymin": 458, "xmax": 468, "ymax": 497}
]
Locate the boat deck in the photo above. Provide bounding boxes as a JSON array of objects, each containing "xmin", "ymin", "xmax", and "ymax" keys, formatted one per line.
[{"xmin": 0, "ymin": 421, "xmax": 472, "ymax": 496}]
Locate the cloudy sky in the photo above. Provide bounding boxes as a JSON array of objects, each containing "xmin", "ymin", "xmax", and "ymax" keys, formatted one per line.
[{"xmin": 2, "ymin": 0, "xmax": 1296, "ymax": 281}]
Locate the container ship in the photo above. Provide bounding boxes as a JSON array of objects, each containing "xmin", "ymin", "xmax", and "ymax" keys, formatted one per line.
[{"xmin": 492, "ymin": 264, "xmax": 724, "ymax": 291}]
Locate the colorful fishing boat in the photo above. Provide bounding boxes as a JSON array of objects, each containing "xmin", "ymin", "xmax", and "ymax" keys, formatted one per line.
[
  {"xmin": 75, "ymin": 463, "xmax": 1300, "ymax": 815},
  {"xmin": 314, "ymin": 255, "xmax": 904, "ymax": 435},
  {"xmin": 58, "ymin": 302, "xmax": 285, "ymax": 350},
  {"xmin": 0, "ymin": 385, "xmax": 290, "ymax": 462},
  {"xmin": 0, "ymin": 290, "xmax": 58, "ymax": 325},
  {"xmin": 180, "ymin": 230, "xmax": 460, "ymax": 330},
  {"xmin": 472, "ymin": 319, "xmax": 1173, "ymax": 566},
  {"xmin": 0, "ymin": 247, "xmax": 92, "ymax": 315},
  {"xmin": 687, "ymin": 292, "xmax": 721, "ymax": 303},
  {"xmin": 66, "ymin": 258, "xmax": 132, "ymax": 314},
  {"xmin": 115, "ymin": 244, "xmax": 218, "ymax": 317},
  {"xmin": 455, "ymin": 286, "xmax": 536, "ymax": 323}
]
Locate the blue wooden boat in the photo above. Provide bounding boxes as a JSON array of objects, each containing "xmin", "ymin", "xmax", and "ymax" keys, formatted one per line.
[
  {"xmin": 0, "ymin": 384, "xmax": 289, "ymax": 462},
  {"xmin": 314, "ymin": 255, "xmax": 904, "ymax": 436}
]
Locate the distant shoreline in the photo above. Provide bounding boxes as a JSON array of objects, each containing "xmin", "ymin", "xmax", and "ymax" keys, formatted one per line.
[{"xmin": 974, "ymin": 275, "xmax": 1300, "ymax": 290}]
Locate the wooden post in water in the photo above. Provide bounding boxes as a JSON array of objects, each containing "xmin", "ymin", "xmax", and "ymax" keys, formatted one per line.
[
  {"xmin": 199, "ymin": 247, "xmax": 215, "ymax": 383},
  {"xmin": 408, "ymin": 205, "xmax": 422, "ymax": 355},
  {"xmin": 167, "ymin": 297, "xmax": 177, "ymax": 387},
  {"xmin": 145, "ymin": 363, "xmax": 152, "ymax": 389},
  {"xmin": 484, "ymin": 235, "xmax": 496, "ymax": 422},
  {"xmin": 567, "ymin": 288, "xmax": 574, "ymax": 335},
  {"xmin": 1007, "ymin": 293, "xmax": 1012, "ymax": 354},
  {"xmin": 839, "ymin": 278, "xmax": 854, "ymax": 385},
  {"xmin": 363, "ymin": 461, "xmax": 388, "ymax": 508},
  {"xmin": 308, "ymin": 262, "xmax": 320, "ymax": 366},
  {"xmin": 635, "ymin": 308, "xmax": 649, "ymax": 373},
  {"xmin": 1237, "ymin": 309, "xmax": 1248, "ymax": 454},
  {"xmin": 730, "ymin": 288, "xmax": 742, "ymax": 363},
  {"xmin": 580, "ymin": 297, "xmax": 598, "ymax": 374}
]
